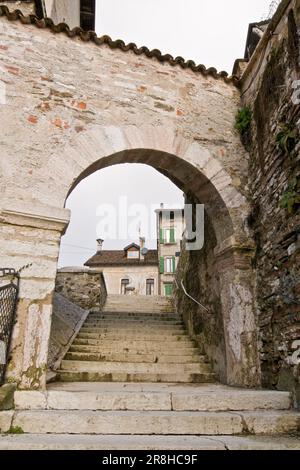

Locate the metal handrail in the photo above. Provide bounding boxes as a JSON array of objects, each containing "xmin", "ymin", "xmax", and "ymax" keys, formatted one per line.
[{"xmin": 174, "ymin": 278, "xmax": 210, "ymax": 313}]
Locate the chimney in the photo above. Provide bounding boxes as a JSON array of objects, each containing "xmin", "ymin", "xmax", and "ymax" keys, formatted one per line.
[
  {"xmin": 139, "ymin": 237, "xmax": 145, "ymax": 249},
  {"xmin": 139, "ymin": 237, "xmax": 146, "ymax": 260},
  {"xmin": 96, "ymin": 239, "xmax": 104, "ymax": 253}
]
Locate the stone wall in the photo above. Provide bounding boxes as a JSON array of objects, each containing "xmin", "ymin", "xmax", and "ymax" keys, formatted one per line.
[
  {"xmin": 55, "ymin": 268, "xmax": 107, "ymax": 310},
  {"xmin": 239, "ymin": 0, "xmax": 300, "ymax": 405},
  {"xmin": 48, "ymin": 292, "xmax": 88, "ymax": 370},
  {"xmin": 175, "ymin": 211, "xmax": 227, "ymax": 382}
]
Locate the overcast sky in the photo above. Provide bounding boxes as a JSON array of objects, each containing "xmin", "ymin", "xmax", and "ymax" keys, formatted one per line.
[{"xmin": 58, "ymin": 0, "xmax": 273, "ymax": 267}]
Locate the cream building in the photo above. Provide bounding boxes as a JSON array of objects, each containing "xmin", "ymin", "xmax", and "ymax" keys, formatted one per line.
[
  {"xmin": 84, "ymin": 239, "xmax": 159, "ymax": 296},
  {"xmin": 83, "ymin": 206, "xmax": 184, "ymax": 296}
]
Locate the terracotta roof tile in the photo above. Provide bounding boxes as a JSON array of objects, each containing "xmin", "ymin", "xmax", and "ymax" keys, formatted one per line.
[
  {"xmin": 0, "ymin": 5, "xmax": 239, "ymax": 86},
  {"xmin": 84, "ymin": 249, "xmax": 158, "ymax": 267}
]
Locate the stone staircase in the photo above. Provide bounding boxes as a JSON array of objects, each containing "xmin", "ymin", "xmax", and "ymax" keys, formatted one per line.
[
  {"xmin": 57, "ymin": 295, "xmax": 215, "ymax": 383},
  {"xmin": 1, "ymin": 295, "xmax": 299, "ymax": 450},
  {"xmin": 1, "ymin": 383, "xmax": 300, "ymax": 450}
]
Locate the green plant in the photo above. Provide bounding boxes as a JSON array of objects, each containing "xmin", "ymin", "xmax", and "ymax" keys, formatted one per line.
[
  {"xmin": 8, "ymin": 426, "xmax": 24, "ymax": 434},
  {"xmin": 235, "ymin": 107, "xmax": 252, "ymax": 135},
  {"xmin": 280, "ymin": 179, "xmax": 300, "ymax": 214},
  {"xmin": 276, "ymin": 123, "xmax": 298, "ymax": 154}
]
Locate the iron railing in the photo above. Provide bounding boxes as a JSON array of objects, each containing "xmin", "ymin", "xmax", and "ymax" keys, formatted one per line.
[{"xmin": 0, "ymin": 269, "xmax": 19, "ymax": 385}]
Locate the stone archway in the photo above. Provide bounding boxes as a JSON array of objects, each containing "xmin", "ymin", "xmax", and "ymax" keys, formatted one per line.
[{"xmin": 1, "ymin": 125, "xmax": 260, "ymax": 389}]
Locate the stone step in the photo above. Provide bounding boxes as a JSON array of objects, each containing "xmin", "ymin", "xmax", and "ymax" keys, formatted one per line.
[
  {"xmin": 72, "ymin": 338, "xmax": 195, "ymax": 347},
  {"xmin": 84, "ymin": 319, "xmax": 184, "ymax": 328},
  {"xmin": 57, "ymin": 370, "xmax": 215, "ymax": 383},
  {"xmin": 14, "ymin": 384, "xmax": 292, "ymax": 412},
  {"xmin": 69, "ymin": 344, "xmax": 199, "ymax": 354},
  {"xmin": 83, "ymin": 318, "xmax": 183, "ymax": 324},
  {"xmin": 75, "ymin": 333, "xmax": 190, "ymax": 341},
  {"xmin": 103, "ymin": 297, "xmax": 173, "ymax": 306},
  {"xmin": 101, "ymin": 310, "xmax": 175, "ymax": 315},
  {"xmin": 64, "ymin": 352, "xmax": 205, "ymax": 364},
  {"xmin": 104, "ymin": 302, "xmax": 173, "ymax": 305},
  {"xmin": 9, "ymin": 409, "xmax": 300, "ymax": 435},
  {"xmin": 1, "ymin": 434, "xmax": 300, "ymax": 450},
  {"xmin": 79, "ymin": 328, "xmax": 186, "ymax": 335},
  {"xmin": 60, "ymin": 360, "xmax": 211, "ymax": 374},
  {"xmin": 103, "ymin": 305, "xmax": 174, "ymax": 310},
  {"xmin": 90, "ymin": 313, "xmax": 179, "ymax": 320},
  {"xmin": 88, "ymin": 310, "xmax": 182, "ymax": 321}
]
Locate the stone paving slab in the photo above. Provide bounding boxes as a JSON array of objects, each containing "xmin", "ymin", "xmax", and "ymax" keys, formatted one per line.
[
  {"xmin": 10, "ymin": 409, "xmax": 300, "ymax": 435},
  {"xmin": 0, "ymin": 434, "xmax": 299, "ymax": 450},
  {"xmin": 15, "ymin": 382, "xmax": 292, "ymax": 412}
]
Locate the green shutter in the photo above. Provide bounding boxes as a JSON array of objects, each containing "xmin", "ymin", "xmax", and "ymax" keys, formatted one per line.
[
  {"xmin": 160, "ymin": 257, "xmax": 165, "ymax": 274},
  {"xmin": 160, "ymin": 229, "xmax": 164, "ymax": 244},
  {"xmin": 172, "ymin": 257, "xmax": 176, "ymax": 273},
  {"xmin": 170, "ymin": 228, "xmax": 175, "ymax": 243},
  {"xmin": 164, "ymin": 284, "xmax": 174, "ymax": 296}
]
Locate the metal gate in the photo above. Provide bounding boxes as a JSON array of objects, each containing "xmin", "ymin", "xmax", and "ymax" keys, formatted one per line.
[{"xmin": 0, "ymin": 269, "xmax": 19, "ymax": 386}]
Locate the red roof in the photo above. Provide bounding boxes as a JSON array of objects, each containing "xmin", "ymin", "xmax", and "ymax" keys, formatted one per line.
[{"xmin": 84, "ymin": 249, "xmax": 158, "ymax": 267}]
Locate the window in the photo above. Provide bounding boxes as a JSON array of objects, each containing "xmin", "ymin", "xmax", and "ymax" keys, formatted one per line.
[
  {"xmin": 160, "ymin": 228, "xmax": 176, "ymax": 244},
  {"xmin": 121, "ymin": 279, "xmax": 130, "ymax": 295},
  {"xmin": 146, "ymin": 279, "xmax": 154, "ymax": 296},
  {"xmin": 165, "ymin": 257, "xmax": 173, "ymax": 273},
  {"xmin": 127, "ymin": 250, "xmax": 139, "ymax": 259},
  {"xmin": 160, "ymin": 257, "xmax": 176, "ymax": 274}
]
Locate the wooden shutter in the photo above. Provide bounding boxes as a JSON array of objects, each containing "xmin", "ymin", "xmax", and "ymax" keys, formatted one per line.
[
  {"xmin": 172, "ymin": 257, "xmax": 176, "ymax": 273},
  {"xmin": 160, "ymin": 257, "xmax": 165, "ymax": 274},
  {"xmin": 170, "ymin": 228, "xmax": 175, "ymax": 243},
  {"xmin": 160, "ymin": 229, "xmax": 164, "ymax": 244}
]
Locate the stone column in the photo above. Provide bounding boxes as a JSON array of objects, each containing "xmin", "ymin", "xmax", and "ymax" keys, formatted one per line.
[
  {"xmin": 215, "ymin": 236, "xmax": 261, "ymax": 388},
  {"xmin": 0, "ymin": 202, "xmax": 70, "ymax": 390}
]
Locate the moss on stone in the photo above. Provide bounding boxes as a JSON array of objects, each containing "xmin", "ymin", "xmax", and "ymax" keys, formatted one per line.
[{"xmin": 7, "ymin": 426, "xmax": 24, "ymax": 434}]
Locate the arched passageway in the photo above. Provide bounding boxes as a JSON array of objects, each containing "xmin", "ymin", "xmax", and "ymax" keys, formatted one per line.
[
  {"xmin": 2, "ymin": 127, "xmax": 260, "ymax": 389},
  {"xmin": 0, "ymin": 14, "xmax": 260, "ymax": 390}
]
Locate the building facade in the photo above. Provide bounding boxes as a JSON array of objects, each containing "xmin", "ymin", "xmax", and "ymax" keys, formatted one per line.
[
  {"xmin": 84, "ymin": 239, "xmax": 159, "ymax": 296},
  {"xmin": 156, "ymin": 207, "xmax": 184, "ymax": 296},
  {"xmin": 83, "ymin": 207, "xmax": 184, "ymax": 297}
]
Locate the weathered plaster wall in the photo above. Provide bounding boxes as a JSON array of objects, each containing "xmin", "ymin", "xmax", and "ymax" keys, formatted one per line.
[
  {"xmin": 48, "ymin": 292, "xmax": 88, "ymax": 370},
  {"xmin": 55, "ymin": 268, "xmax": 107, "ymax": 310},
  {"xmin": 44, "ymin": 0, "xmax": 80, "ymax": 29},
  {"xmin": 240, "ymin": 0, "xmax": 300, "ymax": 405}
]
